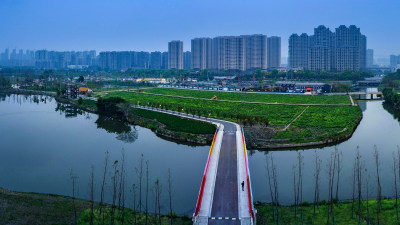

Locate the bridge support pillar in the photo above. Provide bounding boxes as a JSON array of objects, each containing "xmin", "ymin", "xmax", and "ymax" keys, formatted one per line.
[{"xmin": 371, "ymin": 94, "xmax": 373, "ymax": 100}]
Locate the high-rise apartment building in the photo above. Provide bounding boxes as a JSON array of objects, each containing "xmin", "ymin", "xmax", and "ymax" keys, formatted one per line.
[
  {"xmin": 288, "ymin": 33, "xmax": 309, "ymax": 69},
  {"xmin": 335, "ymin": 25, "xmax": 366, "ymax": 71},
  {"xmin": 309, "ymin": 25, "xmax": 334, "ymax": 72},
  {"xmin": 244, "ymin": 34, "xmax": 267, "ymax": 70},
  {"xmin": 183, "ymin": 51, "xmax": 191, "ymax": 70},
  {"xmin": 391, "ymin": 55, "xmax": 400, "ymax": 68},
  {"xmin": 267, "ymin": 36, "xmax": 281, "ymax": 69},
  {"xmin": 289, "ymin": 25, "xmax": 367, "ymax": 72},
  {"xmin": 191, "ymin": 38, "xmax": 212, "ymax": 70},
  {"xmin": 150, "ymin": 51, "xmax": 162, "ymax": 69},
  {"xmin": 191, "ymin": 34, "xmax": 270, "ymax": 71},
  {"xmin": 367, "ymin": 49, "xmax": 374, "ymax": 67},
  {"xmin": 161, "ymin": 52, "xmax": 168, "ymax": 69},
  {"xmin": 212, "ymin": 36, "xmax": 246, "ymax": 71},
  {"xmin": 168, "ymin": 41, "xmax": 183, "ymax": 69}
]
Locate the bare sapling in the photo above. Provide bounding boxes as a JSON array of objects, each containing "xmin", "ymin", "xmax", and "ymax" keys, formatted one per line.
[
  {"xmin": 374, "ymin": 145, "xmax": 381, "ymax": 225},
  {"xmin": 266, "ymin": 153, "xmax": 276, "ymax": 223},
  {"xmin": 136, "ymin": 154, "xmax": 144, "ymax": 221},
  {"xmin": 297, "ymin": 152, "xmax": 304, "ymax": 225},
  {"xmin": 89, "ymin": 165, "xmax": 95, "ymax": 225},
  {"xmin": 168, "ymin": 168, "xmax": 173, "ymax": 225},
  {"xmin": 99, "ymin": 150, "xmax": 110, "ymax": 222},
  {"xmin": 133, "ymin": 184, "xmax": 137, "ymax": 225},
  {"xmin": 394, "ymin": 151, "xmax": 399, "ymax": 221},
  {"xmin": 352, "ymin": 159, "xmax": 356, "ymax": 219},
  {"xmin": 145, "ymin": 160, "xmax": 149, "ymax": 225},
  {"xmin": 293, "ymin": 165, "xmax": 297, "ymax": 221},
  {"xmin": 313, "ymin": 151, "xmax": 321, "ymax": 217},
  {"xmin": 335, "ymin": 148, "xmax": 342, "ymax": 206},
  {"xmin": 70, "ymin": 169, "xmax": 78, "ymax": 225},
  {"xmin": 271, "ymin": 155, "xmax": 279, "ymax": 225},
  {"xmin": 356, "ymin": 148, "xmax": 363, "ymax": 224},
  {"xmin": 110, "ymin": 160, "xmax": 119, "ymax": 225},
  {"xmin": 118, "ymin": 149, "xmax": 126, "ymax": 210}
]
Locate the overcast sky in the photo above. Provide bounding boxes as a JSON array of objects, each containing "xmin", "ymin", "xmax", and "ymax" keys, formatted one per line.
[{"xmin": 0, "ymin": 0, "xmax": 399, "ymax": 59}]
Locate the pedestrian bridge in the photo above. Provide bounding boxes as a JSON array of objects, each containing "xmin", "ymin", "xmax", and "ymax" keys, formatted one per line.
[
  {"xmin": 193, "ymin": 121, "xmax": 256, "ymax": 225},
  {"xmin": 132, "ymin": 105, "xmax": 256, "ymax": 225}
]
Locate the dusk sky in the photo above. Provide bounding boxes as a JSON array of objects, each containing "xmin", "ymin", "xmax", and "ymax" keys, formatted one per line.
[{"xmin": 1, "ymin": 0, "xmax": 399, "ymax": 60}]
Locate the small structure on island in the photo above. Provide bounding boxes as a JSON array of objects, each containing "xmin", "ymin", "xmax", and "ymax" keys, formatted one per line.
[
  {"xmin": 78, "ymin": 87, "xmax": 93, "ymax": 96},
  {"xmin": 65, "ymin": 84, "xmax": 78, "ymax": 99}
]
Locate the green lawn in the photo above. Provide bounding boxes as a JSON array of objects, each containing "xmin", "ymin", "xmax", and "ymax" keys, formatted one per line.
[
  {"xmin": 131, "ymin": 108, "xmax": 216, "ymax": 134},
  {"xmin": 273, "ymin": 106, "xmax": 361, "ymax": 143},
  {"xmin": 141, "ymin": 88, "xmax": 352, "ymax": 105},
  {"xmin": 107, "ymin": 91, "xmax": 305, "ymax": 126}
]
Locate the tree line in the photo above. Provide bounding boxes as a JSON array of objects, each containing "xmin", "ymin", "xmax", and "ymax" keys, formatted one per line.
[
  {"xmin": 382, "ymin": 87, "xmax": 400, "ymax": 108},
  {"xmin": 262, "ymin": 146, "xmax": 400, "ymax": 225},
  {"xmin": 0, "ymin": 75, "xmax": 11, "ymax": 88}
]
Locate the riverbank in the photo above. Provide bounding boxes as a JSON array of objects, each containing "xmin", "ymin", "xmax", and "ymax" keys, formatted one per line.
[
  {"xmin": 255, "ymin": 198, "xmax": 400, "ymax": 225},
  {"xmin": 0, "ymin": 187, "xmax": 191, "ymax": 225}
]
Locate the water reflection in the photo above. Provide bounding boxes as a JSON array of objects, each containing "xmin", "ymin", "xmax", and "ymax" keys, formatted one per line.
[
  {"xmin": 95, "ymin": 116, "xmax": 138, "ymax": 143},
  {"xmin": 383, "ymin": 101, "xmax": 400, "ymax": 122},
  {"xmin": 55, "ymin": 103, "xmax": 85, "ymax": 118}
]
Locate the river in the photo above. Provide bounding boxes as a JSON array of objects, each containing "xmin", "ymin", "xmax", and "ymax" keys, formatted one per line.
[{"xmin": 0, "ymin": 90, "xmax": 399, "ymax": 215}]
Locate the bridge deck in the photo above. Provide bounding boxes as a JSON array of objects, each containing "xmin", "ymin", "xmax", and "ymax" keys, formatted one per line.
[{"xmin": 209, "ymin": 130, "xmax": 240, "ymax": 225}]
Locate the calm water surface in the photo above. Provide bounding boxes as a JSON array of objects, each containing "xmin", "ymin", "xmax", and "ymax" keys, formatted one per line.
[{"xmin": 0, "ymin": 91, "xmax": 399, "ymax": 214}]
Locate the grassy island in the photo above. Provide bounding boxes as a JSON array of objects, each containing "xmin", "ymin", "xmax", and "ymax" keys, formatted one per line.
[{"xmin": 104, "ymin": 88, "xmax": 362, "ymax": 149}]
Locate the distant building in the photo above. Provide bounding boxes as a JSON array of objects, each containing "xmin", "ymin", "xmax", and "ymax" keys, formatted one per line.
[
  {"xmin": 288, "ymin": 25, "xmax": 367, "ymax": 72},
  {"xmin": 183, "ymin": 51, "xmax": 191, "ymax": 70},
  {"xmin": 335, "ymin": 25, "xmax": 366, "ymax": 71},
  {"xmin": 367, "ymin": 49, "xmax": 374, "ymax": 68},
  {"xmin": 288, "ymin": 33, "xmax": 309, "ymax": 70},
  {"xmin": 150, "ymin": 51, "xmax": 162, "ymax": 69},
  {"xmin": 191, "ymin": 38, "xmax": 212, "ymax": 70},
  {"xmin": 267, "ymin": 36, "xmax": 281, "ymax": 69},
  {"xmin": 98, "ymin": 51, "xmax": 149, "ymax": 70},
  {"xmin": 161, "ymin": 52, "xmax": 168, "ymax": 69},
  {"xmin": 244, "ymin": 34, "xmax": 267, "ymax": 70},
  {"xmin": 212, "ymin": 36, "xmax": 246, "ymax": 71},
  {"xmin": 168, "ymin": 40, "xmax": 183, "ymax": 69},
  {"xmin": 390, "ymin": 55, "xmax": 400, "ymax": 69}
]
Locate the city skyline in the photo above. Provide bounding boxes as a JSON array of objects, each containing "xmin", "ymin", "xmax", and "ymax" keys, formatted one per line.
[{"xmin": 0, "ymin": 0, "xmax": 399, "ymax": 59}]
